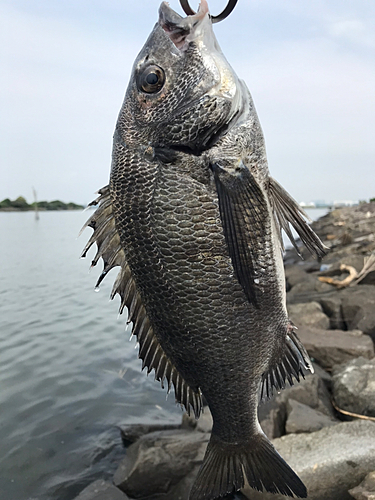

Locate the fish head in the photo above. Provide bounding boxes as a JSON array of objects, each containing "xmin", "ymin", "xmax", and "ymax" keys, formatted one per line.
[{"xmin": 116, "ymin": 1, "xmax": 246, "ymax": 153}]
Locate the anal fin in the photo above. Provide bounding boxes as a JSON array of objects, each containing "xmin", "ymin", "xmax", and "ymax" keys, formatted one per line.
[{"xmin": 261, "ymin": 327, "xmax": 314, "ymax": 401}]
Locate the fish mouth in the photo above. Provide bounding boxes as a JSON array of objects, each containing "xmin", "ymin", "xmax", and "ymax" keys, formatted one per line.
[{"xmin": 159, "ymin": 1, "xmax": 211, "ymax": 50}]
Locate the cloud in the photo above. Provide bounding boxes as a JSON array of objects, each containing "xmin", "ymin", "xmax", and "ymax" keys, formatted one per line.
[{"xmin": 328, "ymin": 19, "xmax": 375, "ymax": 48}]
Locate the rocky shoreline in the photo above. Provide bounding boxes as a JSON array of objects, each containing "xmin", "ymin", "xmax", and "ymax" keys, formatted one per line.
[{"xmin": 74, "ymin": 202, "xmax": 375, "ymax": 500}]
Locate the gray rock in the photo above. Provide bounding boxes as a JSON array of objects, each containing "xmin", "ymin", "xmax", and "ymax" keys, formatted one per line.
[
  {"xmin": 119, "ymin": 423, "xmax": 181, "ymax": 446},
  {"xmin": 341, "ymin": 286, "xmax": 375, "ymax": 340},
  {"xmin": 286, "ymin": 279, "xmax": 333, "ymax": 305},
  {"xmin": 332, "ymin": 357, "xmax": 375, "ymax": 417},
  {"xmin": 73, "ymin": 480, "xmax": 129, "ymax": 500},
  {"xmin": 242, "ymin": 420, "xmax": 375, "ymax": 500},
  {"xmin": 349, "ymin": 471, "xmax": 375, "ymax": 500},
  {"xmin": 258, "ymin": 398, "xmax": 286, "ymax": 439},
  {"xmin": 285, "ymin": 398, "xmax": 337, "ymax": 434},
  {"xmin": 296, "ymin": 326, "xmax": 374, "ymax": 371},
  {"xmin": 182, "ymin": 407, "xmax": 213, "ymax": 434},
  {"xmin": 285, "ymin": 266, "xmax": 309, "ymax": 290},
  {"xmin": 288, "ymin": 302, "xmax": 330, "ymax": 329},
  {"xmin": 113, "ymin": 429, "xmax": 209, "ymax": 498},
  {"xmin": 360, "ymin": 271, "xmax": 375, "ymax": 286},
  {"xmin": 319, "ymin": 294, "xmax": 345, "ymax": 329},
  {"xmin": 312, "ymin": 362, "xmax": 332, "ymax": 390},
  {"xmin": 277, "ymin": 372, "xmax": 335, "ymax": 417}
]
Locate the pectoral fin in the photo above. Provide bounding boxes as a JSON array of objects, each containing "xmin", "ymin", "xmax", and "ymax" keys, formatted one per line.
[
  {"xmin": 269, "ymin": 177, "xmax": 328, "ymax": 258},
  {"xmin": 212, "ymin": 162, "xmax": 268, "ymax": 307}
]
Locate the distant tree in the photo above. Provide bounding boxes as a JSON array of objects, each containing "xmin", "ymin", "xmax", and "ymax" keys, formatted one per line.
[
  {"xmin": 0, "ymin": 198, "xmax": 12, "ymax": 208},
  {"xmin": 12, "ymin": 196, "xmax": 29, "ymax": 209},
  {"xmin": 370, "ymin": 197, "xmax": 375, "ymax": 202}
]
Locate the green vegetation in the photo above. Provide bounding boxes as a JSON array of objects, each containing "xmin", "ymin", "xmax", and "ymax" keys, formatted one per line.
[
  {"xmin": 370, "ymin": 197, "xmax": 375, "ymax": 203},
  {"xmin": 0, "ymin": 197, "xmax": 84, "ymax": 211}
]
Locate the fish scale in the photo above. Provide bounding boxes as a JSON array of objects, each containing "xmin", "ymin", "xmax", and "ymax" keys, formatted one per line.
[{"xmin": 82, "ymin": 1, "xmax": 327, "ymax": 499}]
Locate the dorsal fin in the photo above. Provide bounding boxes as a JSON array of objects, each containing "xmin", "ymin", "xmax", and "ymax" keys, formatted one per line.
[
  {"xmin": 81, "ymin": 186, "xmax": 203, "ymax": 418},
  {"xmin": 268, "ymin": 177, "xmax": 328, "ymax": 259}
]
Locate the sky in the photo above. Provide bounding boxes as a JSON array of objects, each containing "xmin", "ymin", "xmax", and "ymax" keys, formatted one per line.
[{"xmin": 2, "ymin": 0, "xmax": 375, "ymax": 205}]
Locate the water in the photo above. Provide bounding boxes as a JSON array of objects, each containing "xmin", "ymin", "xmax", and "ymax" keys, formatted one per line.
[
  {"xmin": 0, "ymin": 211, "xmax": 182, "ymax": 500},
  {"xmin": 0, "ymin": 208, "xmax": 328, "ymax": 500}
]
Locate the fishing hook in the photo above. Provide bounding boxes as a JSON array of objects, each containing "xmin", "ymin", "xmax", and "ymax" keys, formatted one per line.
[{"xmin": 180, "ymin": 0, "xmax": 238, "ymax": 23}]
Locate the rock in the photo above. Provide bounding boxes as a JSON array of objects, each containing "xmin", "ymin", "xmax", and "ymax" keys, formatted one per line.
[
  {"xmin": 296, "ymin": 326, "xmax": 374, "ymax": 371},
  {"xmin": 285, "ymin": 265, "xmax": 309, "ymax": 290},
  {"xmin": 332, "ymin": 357, "xmax": 375, "ymax": 417},
  {"xmin": 312, "ymin": 362, "xmax": 332, "ymax": 390},
  {"xmin": 242, "ymin": 420, "xmax": 375, "ymax": 500},
  {"xmin": 258, "ymin": 398, "xmax": 286, "ymax": 439},
  {"xmin": 182, "ymin": 407, "xmax": 213, "ymax": 434},
  {"xmin": 119, "ymin": 423, "xmax": 181, "ymax": 446},
  {"xmin": 288, "ymin": 302, "xmax": 330, "ymax": 329},
  {"xmin": 73, "ymin": 480, "xmax": 129, "ymax": 500},
  {"xmin": 319, "ymin": 294, "xmax": 345, "ymax": 329},
  {"xmin": 113, "ymin": 429, "xmax": 209, "ymax": 498},
  {"xmin": 349, "ymin": 471, "xmax": 375, "ymax": 500},
  {"xmin": 285, "ymin": 398, "xmax": 337, "ymax": 434},
  {"xmin": 286, "ymin": 278, "xmax": 333, "ymax": 305},
  {"xmin": 360, "ymin": 271, "xmax": 375, "ymax": 286},
  {"xmin": 277, "ymin": 372, "xmax": 334, "ymax": 417},
  {"xmin": 319, "ymin": 254, "xmax": 365, "ymax": 279},
  {"xmin": 341, "ymin": 286, "xmax": 375, "ymax": 340}
]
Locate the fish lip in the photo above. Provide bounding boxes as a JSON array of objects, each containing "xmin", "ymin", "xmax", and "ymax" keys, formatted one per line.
[{"xmin": 158, "ymin": 1, "xmax": 211, "ymax": 50}]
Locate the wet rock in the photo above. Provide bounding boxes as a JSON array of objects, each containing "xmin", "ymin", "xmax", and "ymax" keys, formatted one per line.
[
  {"xmin": 242, "ymin": 420, "xmax": 375, "ymax": 500},
  {"xmin": 285, "ymin": 398, "xmax": 337, "ymax": 434},
  {"xmin": 119, "ymin": 423, "xmax": 181, "ymax": 446},
  {"xmin": 341, "ymin": 286, "xmax": 375, "ymax": 340},
  {"xmin": 288, "ymin": 302, "xmax": 330, "ymax": 329},
  {"xmin": 73, "ymin": 480, "xmax": 129, "ymax": 500},
  {"xmin": 296, "ymin": 326, "xmax": 374, "ymax": 371},
  {"xmin": 113, "ymin": 429, "xmax": 209, "ymax": 498},
  {"xmin": 332, "ymin": 357, "xmax": 375, "ymax": 417},
  {"xmin": 349, "ymin": 471, "xmax": 375, "ymax": 500}
]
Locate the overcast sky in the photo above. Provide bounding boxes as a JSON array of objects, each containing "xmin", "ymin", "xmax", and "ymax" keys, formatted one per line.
[{"xmin": 2, "ymin": 0, "xmax": 375, "ymax": 205}]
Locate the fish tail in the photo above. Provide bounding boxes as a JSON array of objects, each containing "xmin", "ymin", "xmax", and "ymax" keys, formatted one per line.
[{"xmin": 189, "ymin": 432, "xmax": 307, "ymax": 500}]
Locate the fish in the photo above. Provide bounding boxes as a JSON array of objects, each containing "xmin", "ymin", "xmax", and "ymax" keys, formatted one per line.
[{"xmin": 81, "ymin": 1, "xmax": 327, "ymax": 499}]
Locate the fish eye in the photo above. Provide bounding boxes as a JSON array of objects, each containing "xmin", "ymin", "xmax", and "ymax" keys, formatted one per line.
[{"xmin": 138, "ymin": 65, "xmax": 165, "ymax": 94}]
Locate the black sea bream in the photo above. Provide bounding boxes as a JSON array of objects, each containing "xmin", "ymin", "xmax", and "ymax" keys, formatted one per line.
[{"xmin": 81, "ymin": 2, "xmax": 326, "ymax": 498}]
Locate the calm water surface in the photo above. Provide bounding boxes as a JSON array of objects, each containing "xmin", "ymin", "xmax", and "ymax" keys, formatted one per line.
[
  {"xmin": 0, "ymin": 208, "xmax": 327, "ymax": 500},
  {"xmin": 0, "ymin": 211, "xmax": 182, "ymax": 500}
]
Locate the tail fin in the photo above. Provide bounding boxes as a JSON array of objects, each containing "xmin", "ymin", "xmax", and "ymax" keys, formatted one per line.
[{"xmin": 189, "ymin": 433, "xmax": 307, "ymax": 500}]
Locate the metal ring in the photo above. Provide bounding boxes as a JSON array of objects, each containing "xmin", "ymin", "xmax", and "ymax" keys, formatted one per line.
[{"xmin": 180, "ymin": 0, "xmax": 238, "ymax": 23}]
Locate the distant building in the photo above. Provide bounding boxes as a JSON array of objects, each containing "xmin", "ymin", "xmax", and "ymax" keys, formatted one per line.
[
  {"xmin": 299, "ymin": 201, "xmax": 316, "ymax": 208},
  {"xmin": 333, "ymin": 200, "xmax": 359, "ymax": 208}
]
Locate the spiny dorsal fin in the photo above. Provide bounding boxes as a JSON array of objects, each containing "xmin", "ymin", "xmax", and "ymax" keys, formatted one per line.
[
  {"xmin": 260, "ymin": 326, "xmax": 314, "ymax": 401},
  {"xmin": 81, "ymin": 186, "xmax": 203, "ymax": 418},
  {"xmin": 268, "ymin": 177, "xmax": 328, "ymax": 259}
]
